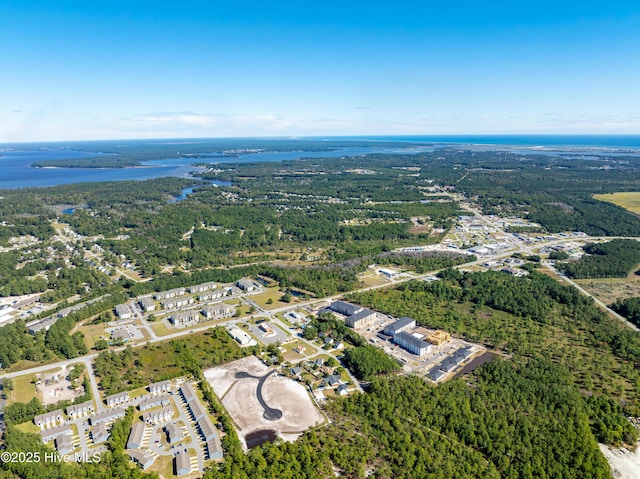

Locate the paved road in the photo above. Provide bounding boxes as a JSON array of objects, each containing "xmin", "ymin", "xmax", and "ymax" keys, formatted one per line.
[
  {"xmin": 545, "ymin": 262, "xmax": 640, "ymax": 332},
  {"xmin": 3, "ymin": 235, "xmax": 640, "ymax": 385}
]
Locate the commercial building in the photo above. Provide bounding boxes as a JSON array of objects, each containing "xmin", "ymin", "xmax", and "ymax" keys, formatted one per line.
[
  {"xmin": 394, "ymin": 331, "xmax": 431, "ymax": 356},
  {"xmin": 228, "ymin": 327, "xmax": 252, "ymax": 346},
  {"xmin": 384, "ymin": 317, "xmax": 416, "ymax": 336},
  {"xmin": 236, "ymin": 278, "xmax": 256, "ymax": 291},
  {"xmin": 329, "ymin": 300, "xmax": 362, "ymax": 317},
  {"xmin": 345, "ymin": 309, "xmax": 376, "ymax": 328}
]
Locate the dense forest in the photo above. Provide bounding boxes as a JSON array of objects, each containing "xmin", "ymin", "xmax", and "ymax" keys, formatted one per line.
[{"xmin": 560, "ymin": 239, "xmax": 640, "ymax": 279}]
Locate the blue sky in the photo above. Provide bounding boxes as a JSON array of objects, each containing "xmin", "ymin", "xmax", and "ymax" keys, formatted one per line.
[{"xmin": 1, "ymin": 1, "xmax": 639, "ymax": 141}]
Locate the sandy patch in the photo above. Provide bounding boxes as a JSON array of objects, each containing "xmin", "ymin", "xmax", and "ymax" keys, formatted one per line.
[
  {"xmin": 599, "ymin": 443, "xmax": 640, "ymax": 479},
  {"xmin": 203, "ymin": 356, "xmax": 325, "ymax": 448}
]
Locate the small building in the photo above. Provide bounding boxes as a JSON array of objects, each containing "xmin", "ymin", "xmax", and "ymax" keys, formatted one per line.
[
  {"xmin": 139, "ymin": 297, "xmax": 156, "ymax": 312},
  {"xmin": 127, "ymin": 422, "xmax": 146, "ymax": 450},
  {"xmin": 324, "ymin": 375, "xmax": 341, "ymax": 388},
  {"xmin": 259, "ymin": 322, "xmax": 274, "ymax": 334},
  {"xmin": 148, "ymin": 380, "xmax": 172, "ymax": 395},
  {"xmin": 175, "ymin": 450, "xmax": 191, "ymax": 476},
  {"xmin": 345, "ymin": 309, "xmax": 376, "ymax": 329},
  {"xmin": 105, "ymin": 391, "xmax": 129, "ymax": 408},
  {"xmin": 337, "ymin": 384, "xmax": 349, "ymax": 396},
  {"xmin": 111, "ymin": 327, "xmax": 132, "ymax": 342},
  {"xmin": 91, "ymin": 423, "xmax": 110, "ymax": 444},
  {"xmin": 165, "ymin": 422, "xmax": 183, "ymax": 444},
  {"xmin": 170, "ymin": 310, "xmax": 200, "ymax": 327},
  {"xmin": 428, "ymin": 366, "xmax": 446, "ymax": 382},
  {"xmin": 329, "ymin": 300, "xmax": 362, "ymax": 317},
  {"xmin": 27, "ymin": 316, "xmax": 57, "ymax": 334},
  {"xmin": 114, "ymin": 304, "xmax": 132, "ymax": 320},
  {"xmin": 55, "ymin": 433, "xmax": 74, "ymax": 455},
  {"xmin": 384, "ymin": 316, "xmax": 416, "ymax": 336},
  {"xmin": 91, "ymin": 407, "xmax": 126, "ymax": 425},
  {"xmin": 394, "ymin": 331, "xmax": 431, "ymax": 356},
  {"xmin": 236, "ymin": 278, "xmax": 256, "ymax": 291},
  {"xmin": 228, "ymin": 327, "xmax": 252, "ymax": 346},
  {"xmin": 290, "ymin": 366, "xmax": 302, "ymax": 377},
  {"xmin": 128, "ymin": 450, "xmax": 155, "ymax": 470}
]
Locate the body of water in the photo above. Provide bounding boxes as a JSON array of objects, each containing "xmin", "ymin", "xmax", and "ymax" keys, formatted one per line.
[{"xmin": 1, "ymin": 136, "xmax": 640, "ymax": 189}]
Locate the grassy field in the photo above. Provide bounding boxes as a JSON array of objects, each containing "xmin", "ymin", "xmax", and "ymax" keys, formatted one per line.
[
  {"xmin": 594, "ymin": 192, "xmax": 640, "ymax": 214},
  {"xmin": 14, "ymin": 421, "xmax": 40, "ymax": 434},
  {"xmin": 78, "ymin": 321, "xmax": 109, "ymax": 349},
  {"xmin": 9, "ymin": 374, "xmax": 38, "ymax": 405},
  {"xmin": 250, "ymin": 289, "xmax": 285, "ymax": 309},
  {"xmin": 575, "ymin": 275, "xmax": 640, "ymax": 304},
  {"xmin": 150, "ymin": 320, "xmax": 175, "ymax": 337}
]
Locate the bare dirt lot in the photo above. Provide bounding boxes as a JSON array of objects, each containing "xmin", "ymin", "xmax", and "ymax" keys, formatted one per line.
[{"xmin": 203, "ymin": 356, "xmax": 325, "ymax": 449}]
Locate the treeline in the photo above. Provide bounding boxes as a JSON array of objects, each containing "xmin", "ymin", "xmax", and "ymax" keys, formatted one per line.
[
  {"xmin": 204, "ymin": 359, "xmax": 612, "ymax": 479},
  {"xmin": 611, "ymin": 296, "xmax": 640, "ymax": 328},
  {"xmin": 0, "ymin": 320, "xmax": 52, "ymax": 368},
  {"xmin": 342, "ymin": 346, "xmax": 401, "ymax": 380},
  {"xmin": 561, "ymin": 239, "xmax": 640, "ymax": 279}
]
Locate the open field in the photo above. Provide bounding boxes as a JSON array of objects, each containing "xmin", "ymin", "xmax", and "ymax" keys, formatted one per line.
[
  {"xmin": 594, "ymin": 192, "xmax": 640, "ymax": 215},
  {"xmin": 78, "ymin": 321, "xmax": 109, "ymax": 349},
  {"xmin": 250, "ymin": 289, "xmax": 285, "ymax": 309},
  {"xmin": 204, "ymin": 356, "xmax": 325, "ymax": 449},
  {"xmin": 575, "ymin": 276, "xmax": 640, "ymax": 305},
  {"xmin": 10, "ymin": 374, "xmax": 38, "ymax": 405}
]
